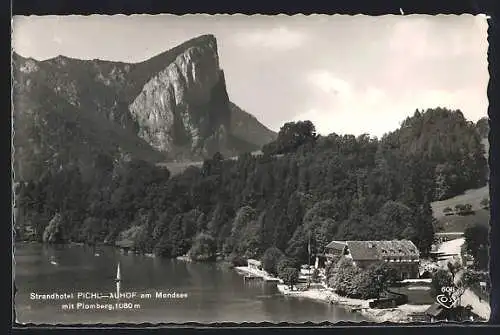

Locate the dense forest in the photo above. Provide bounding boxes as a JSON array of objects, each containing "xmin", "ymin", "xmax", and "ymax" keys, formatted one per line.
[{"xmin": 15, "ymin": 108, "xmax": 488, "ymax": 265}]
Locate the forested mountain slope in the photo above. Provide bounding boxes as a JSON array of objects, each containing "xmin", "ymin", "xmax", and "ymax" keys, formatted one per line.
[{"xmin": 15, "ymin": 106, "xmax": 488, "ymax": 263}]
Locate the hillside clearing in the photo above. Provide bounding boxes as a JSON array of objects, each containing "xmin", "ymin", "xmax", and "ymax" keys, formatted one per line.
[
  {"xmin": 155, "ymin": 150, "xmax": 264, "ymax": 176},
  {"xmin": 435, "ymin": 209, "xmax": 490, "ymax": 233},
  {"xmin": 431, "ymin": 186, "xmax": 489, "ymax": 219}
]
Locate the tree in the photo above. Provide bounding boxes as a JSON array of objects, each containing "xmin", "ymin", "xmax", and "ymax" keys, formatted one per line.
[
  {"xmin": 464, "ymin": 223, "xmax": 489, "ymax": 270},
  {"xmin": 455, "ymin": 268, "xmax": 482, "ymax": 303},
  {"xmin": 238, "ymin": 219, "xmax": 262, "ymax": 258},
  {"xmin": 188, "ymin": 232, "xmax": 217, "ymax": 262},
  {"xmin": 443, "ymin": 207, "xmax": 453, "ymax": 215},
  {"xmin": 430, "ymin": 269, "xmax": 454, "ymax": 298},
  {"xmin": 42, "ymin": 213, "xmax": 66, "ymax": 244},
  {"xmin": 434, "ymin": 164, "xmax": 452, "ymax": 200},
  {"xmin": 21, "ymin": 103, "xmax": 489, "ymax": 268},
  {"xmin": 277, "ymin": 257, "xmax": 300, "ymax": 277},
  {"xmin": 413, "ymin": 199, "xmax": 436, "ymax": 256},
  {"xmin": 261, "ymin": 247, "xmax": 284, "ymax": 276},
  {"xmin": 226, "ymin": 206, "xmax": 256, "ymax": 253},
  {"xmin": 352, "ymin": 270, "xmax": 379, "ymax": 299},
  {"xmin": 263, "ymin": 120, "xmax": 318, "ymax": 155},
  {"xmin": 285, "ymin": 225, "xmax": 309, "ymax": 264},
  {"xmin": 367, "ymin": 263, "xmax": 399, "ymax": 298},
  {"xmin": 447, "ymin": 258, "xmax": 463, "ymax": 283},
  {"xmin": 302, "ymin": 199, "xmax": 342, "ymax": 254},
  {"xmin": 329, "ymin": 257, "xmax": 361, "ymax": 297},
  {"xmin": 281, "ymin": 267, "xmax": 299, "ymax": 289},
  {"xmin": 476, "ymin": 117, "xmax": 489, "ymax": 139},
  {"xmin": 311, "ymin": 268, "xmax": 320, "ymax": 283},
  {"xmin": 372, "ymin": 201, "xmax": 417, "ymax": 241}
]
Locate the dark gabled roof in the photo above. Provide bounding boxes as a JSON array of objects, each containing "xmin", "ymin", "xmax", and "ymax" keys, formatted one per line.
[
  {"xmin": 325, "ymin": 241, "xmax": 347, "ymax": 250},
  {"xmin": 347, "ymin": 241, "xmax": 381, "ymax": 261},
  {"xmin": 435, "ymin": 232, "xmax": 464, "ymax": 236},
  {"xmin": 115, "ymin": 239, "xmax": 134, "ymax": 248},
  {"xmin": 336, "ymin": 240, "xmax": 420, "ymax": 261},
  {"xmin": 373, "ymin": 240, "xmax": 420, "ymax": 259}
]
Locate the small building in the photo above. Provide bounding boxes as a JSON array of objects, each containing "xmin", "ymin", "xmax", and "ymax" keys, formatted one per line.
[
  {"xmin": 325, "ymin": 240, "xmax": 420, "ymax": 280},
  {"xmin": 324, "ymin": 241, "xmax": 348, "ymax": 261},
  {"xmin": 434, "ymin": 232, "xmax": 464, "ymax": 244},
  {"xmin": 115, "ymin": 239, "xmax": 134, "ymax": 254},
  {"xmin": 247, "ymin": 259, "xmax": 262, "ymax": 271}
]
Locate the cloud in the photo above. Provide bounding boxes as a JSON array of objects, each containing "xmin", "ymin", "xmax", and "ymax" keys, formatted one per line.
[
  {"xmin": 388, "ymin": 19, "xmax": 434, "ymax": 58},
  {"xmin": 387, "ymin": 16, "xmax": 488, "ymax": 61},
  {"xmin": 232, "ymin": 26, "xmax": 306, "ymax": 50},
  {"xmin": 297, "ymin": 70, "xmax": 397, "ymax": 136},
  {"xmin": 307, "ymin": 70, "xmax": 352, "ymax": 97},
  {"xmin": 295, "ymin": 75, "xmax": 486, "ymax": 138},
  {"xmin": 52, "ymin": 35, "xmax": 63, "ymax": 44}
]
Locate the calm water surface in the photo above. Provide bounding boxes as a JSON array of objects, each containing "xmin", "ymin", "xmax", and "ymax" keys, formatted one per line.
[{"xmin": 14, "ymin": 242, "xmax": 366, "ymax": 324}]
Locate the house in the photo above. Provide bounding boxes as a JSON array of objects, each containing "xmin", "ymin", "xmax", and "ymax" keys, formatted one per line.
[
  {"xmin": 324, "ymin": 241, "xmax": 349, "ymax": 260},
  {"xmin": 115, "ymin": 239, "xmax": 134, "ymax": 254},
  {"xmin": 325, "ymin": 240, "xmax": 420, "ymax": 280},
  {"xmin": 247, "ymin": 259, "xmax": 262, "ymax": 271}
]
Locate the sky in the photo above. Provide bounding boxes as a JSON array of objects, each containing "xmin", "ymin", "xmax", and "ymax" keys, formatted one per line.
[{"xmin": 12, "ymin": 14, "xmax": 489, "ymax": 137}]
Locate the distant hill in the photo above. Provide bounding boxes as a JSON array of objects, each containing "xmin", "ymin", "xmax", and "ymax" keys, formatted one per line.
[
  {"xmin": 228, "ymin": 102, "xmax": 277, "ymax": 148},
  {"xmin": 16, "ymin": 107, "xmax": 489, "ymax": 259},
  {"xmin": 384, "ymin": 108, "xmax": 488, "ymax": 201},
  {"xmin": 12, "ymin": 34, "xmax": 276, "ymax": 181}
]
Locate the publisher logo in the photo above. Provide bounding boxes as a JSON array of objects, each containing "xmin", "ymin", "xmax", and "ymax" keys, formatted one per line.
[{"xmin": 436, "ymin": 286, "xmax": 458, "ymax": 309}]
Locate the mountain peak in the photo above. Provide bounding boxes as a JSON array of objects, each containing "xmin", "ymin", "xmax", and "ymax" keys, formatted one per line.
[
  {"xmin": 12, "ymin": 34, "xmax": 276, "ymax": 181},
  {"xmin": 135, "ymin": 34, "xmax": 218, "ymax": 67}
]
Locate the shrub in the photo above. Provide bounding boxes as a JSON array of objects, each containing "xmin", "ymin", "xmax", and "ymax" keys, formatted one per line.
[
  {"xmin": 330, "ymin": 258, "xmax": 362, "ymax": 297},
  {"xmin": 480, "ymin": 198, "xmax": 490, "ymax": 209},
  {"xmin": 464, "ymin": 223, "xmax": 489, "ymax": 270},
  {"xmin": 187, "ymin": 232, "xmax": 217, "ymax": 262},
  {"xmin": 352, "ymin": 270, "xmax": 378, "ymax": 299},
  {"xmin": 229, "ymin": 254, "xmax": 247, "ymax": 267},
  {"xmin": 311, "ymin": 268, "xmax": 320, "ymax": 283},
  {"xmin": 443, "ymin": 207, "xmax": 454, "ymax": 215},
  {"xmin": 455, "ymin": 203, "xmax": 474, "ymax": 216},
  {"xmin": 42, "ymin": 213, "xmax": 66, "ymax": 244},
  {"xmin": 277, "ymin": 257, "xmax": 300, "ymax": 277},
  {"xmin": 281, "ymin": 267, "xmax": 299, "ymax": 289}
]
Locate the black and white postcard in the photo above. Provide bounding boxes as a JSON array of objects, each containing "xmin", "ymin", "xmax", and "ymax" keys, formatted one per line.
[{"xmin": 12, "ymin": 14, "xmax": 491, "ymax": 325}]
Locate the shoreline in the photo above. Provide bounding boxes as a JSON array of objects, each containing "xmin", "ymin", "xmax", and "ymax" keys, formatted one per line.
[
  {"xmin": 276, "ymin": 284, "xmax": 430, "ymax": 323},
  {"xmin": 17, "ymin": 242, "xmax": 433, "ymax": 322},
  {"xmin": 234, "ymin": 265, "xmax": 430, "ymax": 323}
]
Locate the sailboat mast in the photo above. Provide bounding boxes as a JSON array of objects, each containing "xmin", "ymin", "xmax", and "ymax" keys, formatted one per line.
[
  {"xmin": 116, "ymin": 262, "xmax": 121, "ymax": 281},
  {"xmin": 115, "ymin": 262, "xmax": 121, "ymax": 299}
]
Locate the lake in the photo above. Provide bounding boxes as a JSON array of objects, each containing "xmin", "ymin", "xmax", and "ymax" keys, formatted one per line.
[{"xmin": 13, "ymin": 242, "xmax": 366, "ymax": 324}]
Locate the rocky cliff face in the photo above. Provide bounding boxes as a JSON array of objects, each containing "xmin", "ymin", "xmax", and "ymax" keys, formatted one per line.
[
  {"xmin": 12, "ymin": 34, "xmax": 276, "ymax": 181},
  {"xmin": 129, "ymin": 36, "xmax": 230, "ymax": 156}
]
